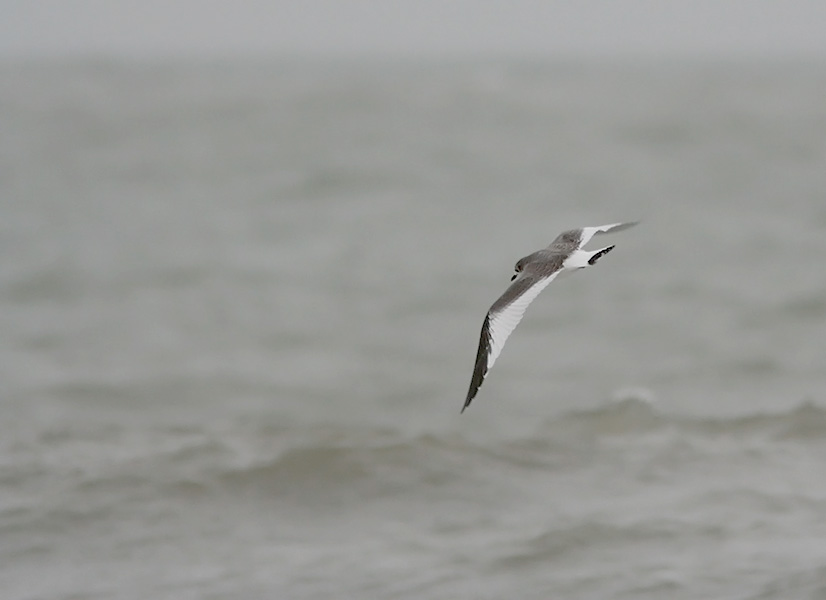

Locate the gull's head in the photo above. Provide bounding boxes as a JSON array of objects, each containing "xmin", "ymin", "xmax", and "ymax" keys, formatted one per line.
[{"xmin": 511, "ymin": 259, "xmax": 525, "ymax": 281}]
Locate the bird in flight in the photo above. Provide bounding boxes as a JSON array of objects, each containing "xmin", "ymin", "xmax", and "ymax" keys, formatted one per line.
[{"xmin": 462, "ymin": 221, "xmax": 638, "ymax": 413}]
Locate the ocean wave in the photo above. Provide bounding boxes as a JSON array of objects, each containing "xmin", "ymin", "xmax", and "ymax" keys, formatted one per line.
[
  {"xmin": 5, "ymin": 399, "xmax": 825, "ymax": 518},
  {"xmin": 198, "ymin": 400, "xmax": 826, "ymax": 507},
  {"xmin": 216, "ymin": 432, "xmax": 479, "ymax": 506},
  {"xmin": 550, "ymin": 397, "xmax": 826, "ymax": 441},
  {"xmin": 490, "ymin": 519, "xmax": 685, "ymax": 569}
]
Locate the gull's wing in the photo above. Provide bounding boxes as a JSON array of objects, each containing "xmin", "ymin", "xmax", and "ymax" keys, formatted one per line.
[
  {"xmin": 549, "ymin": 221, "xmax": 639, "ymax": 252},
  {"xmin": 462, "ymin": 269, "xmax": 561, "ymax": 412},
  {"xmin": 576, "ymin": 221, "xmax": 639, "ymax": 249}
]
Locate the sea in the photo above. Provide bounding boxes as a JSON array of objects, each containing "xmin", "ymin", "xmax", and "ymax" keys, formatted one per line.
[{"xmin": 2, "ymin": 57, "xmax": 826, "ymax": 600}]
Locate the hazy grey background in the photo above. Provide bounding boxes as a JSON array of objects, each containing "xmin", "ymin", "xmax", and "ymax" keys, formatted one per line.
[
  {"xmin": 4, "ymin": 3, "xmax": 826, "ymax": 600},
  {"xmin": 3, "ymin": 0, "xmax": 826, "ymax": 58}
]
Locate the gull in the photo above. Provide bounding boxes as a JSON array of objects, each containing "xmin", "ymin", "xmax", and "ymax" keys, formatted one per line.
[{"xmin": 462, "ymin": 221, "xmax": 638, "ymax": 413}]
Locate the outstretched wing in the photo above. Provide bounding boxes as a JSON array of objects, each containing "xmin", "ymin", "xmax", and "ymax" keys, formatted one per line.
[
  {"xmin": 576, "ymin": 221, "xmax": 639, "ymax": 249},
  {"xmin": 549, "ymin": 221, "xmax": 638, "ymax": 252},
  {"xmin": 462, "ymin": 269, "xmax": 561, "ymax": 412}
]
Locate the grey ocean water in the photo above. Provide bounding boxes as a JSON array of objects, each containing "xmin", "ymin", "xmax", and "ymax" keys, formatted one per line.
[{"xmin": 2, "ymin": 59, "xmax": 826, "ymax": 599}]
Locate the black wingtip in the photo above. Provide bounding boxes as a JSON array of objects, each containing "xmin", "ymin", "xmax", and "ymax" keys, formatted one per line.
[
  {"xmin": 461, "ymin": 382, "xmax": 476, "ymax": 413},
  {"xmin": 588, "ymin": 244, "xmax": 615, "ymax": 265},
  {"xmin": 461, "ymin": 314, "xmax": 492, "ymax": 414}
]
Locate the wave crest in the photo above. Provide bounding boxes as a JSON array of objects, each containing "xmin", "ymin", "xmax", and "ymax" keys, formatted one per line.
[{"xmin": 552, "ymin": 399, "xmax": 826, "ymax": 441}]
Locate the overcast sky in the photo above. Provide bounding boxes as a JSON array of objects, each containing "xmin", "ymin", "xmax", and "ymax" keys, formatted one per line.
[{"xmin": 3, "ymin": 0, "xmax": 826, "ymax": 59}]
